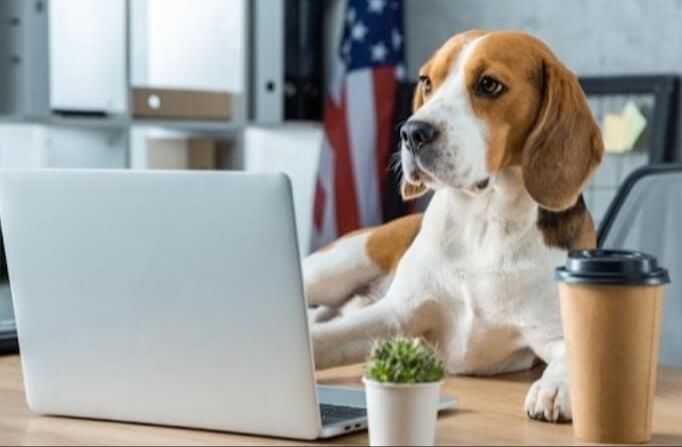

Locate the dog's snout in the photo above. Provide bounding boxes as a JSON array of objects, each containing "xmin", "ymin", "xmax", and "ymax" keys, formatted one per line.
[{"xmin": 400, "ymin": 121, "xmax": 439, "ymax": 152}]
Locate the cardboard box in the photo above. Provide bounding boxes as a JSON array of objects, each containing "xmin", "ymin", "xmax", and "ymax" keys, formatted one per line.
[
  {"xmin": 132, "ymin": 88, "xmax": 232, "ymax": 120},
  {"xmin": 146, "ymin": 138, "xmax": 217, "ymax": 170}
]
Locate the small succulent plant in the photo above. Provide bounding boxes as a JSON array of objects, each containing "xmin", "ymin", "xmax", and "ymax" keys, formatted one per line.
[{"xmin": 365, "ymin": 337, "xmax": 447, "ymax": 384}]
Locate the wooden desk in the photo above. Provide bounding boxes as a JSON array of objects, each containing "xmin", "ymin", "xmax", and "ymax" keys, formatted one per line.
[{"xmin": 1, "ymin": 355, "xmax": 682, "ymax": 446}]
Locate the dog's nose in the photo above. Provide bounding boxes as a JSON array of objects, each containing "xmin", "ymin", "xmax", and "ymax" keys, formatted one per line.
[{"xmin": 400, "ymin": 121, "xmax": 439, "ymax": 152}]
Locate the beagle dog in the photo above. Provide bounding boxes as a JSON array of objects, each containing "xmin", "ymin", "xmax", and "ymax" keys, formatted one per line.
[{"xmin": 303, "ymin": 30, "xmax": 604, "ymax": 422}]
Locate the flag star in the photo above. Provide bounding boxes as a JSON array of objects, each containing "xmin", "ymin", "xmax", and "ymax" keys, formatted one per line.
[
  {"xmin": 392, "ymin": 28, "xmax": 403, "ymax": 50},
  {"xmin": 342, "ymin": 40, "xmax": 352, "ymax": 55},
  {"xmin": 351, "ymin": 21, "xmax": 368, "ymax": 41},
  {"xmin": 395, "ymin": 64, "xmax": 406, "ymax": 80},
  {"xmin": 371, "ymin": 42, "xmax": 388, "ymax": 62},
  {"xmin": 346, "ymin": 7, "xmax": 356, "ymax": 24},
  {"xmin": 368, "ymin": 0, "xmax": 386, "ymax": 13}
]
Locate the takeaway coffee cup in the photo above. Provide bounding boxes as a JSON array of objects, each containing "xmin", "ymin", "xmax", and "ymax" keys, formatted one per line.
[{"xmin": 556, "ymin": 250, "xmax": 670, "ymax": 444}]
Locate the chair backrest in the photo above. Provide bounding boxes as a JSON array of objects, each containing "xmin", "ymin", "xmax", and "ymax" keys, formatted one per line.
[{"xmin": 599, "ymin": 164, "xmax": 682, "ymax": 366}]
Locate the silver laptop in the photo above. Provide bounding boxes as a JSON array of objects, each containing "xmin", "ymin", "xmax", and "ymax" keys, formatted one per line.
[{"xmin": 0, "ymin": 169, "xmax": 455, "ymax": 440}]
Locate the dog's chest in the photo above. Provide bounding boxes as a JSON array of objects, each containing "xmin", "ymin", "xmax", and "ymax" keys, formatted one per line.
[
  {"xmin": 432, "ymin": 240, "xmax": 560, "ymax": 374},
  {"xmin": 438, "ymin": 239, "xmax": 549, "ymax": 316},
  {"xmin": 417, "ymin": 190, "xmax": 565, "ymax": 373}
]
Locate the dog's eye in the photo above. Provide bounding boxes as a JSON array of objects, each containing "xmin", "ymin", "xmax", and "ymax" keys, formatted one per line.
[
  {"xmin": 419, "ymin": 75, "xmax": 432, "ymax": 95},
  {"xmin": 476, "ymin": 76, "xmax": 505, "ymax": 98}
]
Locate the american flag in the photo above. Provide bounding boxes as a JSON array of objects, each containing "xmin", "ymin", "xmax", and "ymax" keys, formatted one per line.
[{"xmin": 310, "ymin": 0, "xmax": 405, "ymax": 250}]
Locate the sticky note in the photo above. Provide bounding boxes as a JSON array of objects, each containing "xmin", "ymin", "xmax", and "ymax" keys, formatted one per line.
[
  {"xmin": 622, "ymin": 101, "xmax": 647, "ymax": 150},
  {"xmin": 603, "ymin": 113, "xmax": 628, "ymax": 153},
  {"xmin": 602, "ymin": 102, "xmax": 648, "ymax": 154}
]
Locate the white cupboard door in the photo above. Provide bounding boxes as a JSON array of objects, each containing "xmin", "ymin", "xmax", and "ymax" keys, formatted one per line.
[{"xmin": 49, "ymin": 0, "xmax": 127, "ymax": 113}]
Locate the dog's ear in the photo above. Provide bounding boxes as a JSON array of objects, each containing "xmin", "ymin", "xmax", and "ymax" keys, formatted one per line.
[
  {"xmin": 521, "ymin": 59, "xmax": 604, "ymax": 211},
  {"xmin": 401, "ymin": 181, "xmax": 428, "ymax": 201}
]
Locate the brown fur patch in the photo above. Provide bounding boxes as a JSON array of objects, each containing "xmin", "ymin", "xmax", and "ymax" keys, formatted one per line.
[
  {"xmin": 317, "ymin": 227, "xmax": 372, "ymax": 252},
  {"xmin": 366, "ymin": 214, "xmax": 423, "ymax": 273},
  {"xmin": 401, "ymin": 182, "xmax": 428, "ymax": 200},
  {"xmin": 461, "ymin": 33, "xmax": 546, "ymax": 172},
  {"xmin": 466, "ymin": 32, "xmax": 603, "ymax": 212},
  {"xmin": 404, "ymin": 30, "xmax": 487, "ymax": 199},
  {"xmin": 536, "ymin": 195, "xmax": 596, "ymax": 250},
  {"xmin": 519, "ymin": 43, "xmax": 604, "ymax": 212},
  {"xmin": 416, "ymin": 31, "xmax": 603, "ymax": 212},
  {"xmin": 413, "ymin": 29, "xmax": 487, "ymax": 111}
]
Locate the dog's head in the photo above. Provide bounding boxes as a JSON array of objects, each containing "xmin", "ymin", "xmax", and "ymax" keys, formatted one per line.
[{"xmin": 400, "ymin": 30, "xmax": 604, "ymax": 211}]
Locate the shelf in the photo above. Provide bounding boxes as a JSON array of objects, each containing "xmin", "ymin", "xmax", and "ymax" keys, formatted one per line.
[
  {"xmin": 0, "ymin": 114, "xmax": 128, "ymax": 130},
  {"xmin": 49, "ymin": 114, "xmax": 130, "ymax": 130},
  {"xmin": 0, "ymin": 114, "xmax": 245, "ymax": 135},
  {"xmin": 130, "ymin": 118, "xmax": 244, "ymax": 135},
  {"xmin": 0, "ymin": 115, "xmax": 34, "ymax": 126}
]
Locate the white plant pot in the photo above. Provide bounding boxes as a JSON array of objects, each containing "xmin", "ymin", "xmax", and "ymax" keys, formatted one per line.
[{"xmin": 363, "ymin": 378, "xmax": 443, "ymax": 446}]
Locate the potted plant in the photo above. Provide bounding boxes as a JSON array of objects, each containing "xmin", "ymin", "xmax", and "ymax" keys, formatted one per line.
[{"xmin": 363, "ymin": 337, "xmax": 447, "ymax": 446}]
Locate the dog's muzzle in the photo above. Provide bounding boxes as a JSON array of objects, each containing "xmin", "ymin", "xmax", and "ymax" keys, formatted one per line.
[{"xmin": 400, "ymin": 120, "xmax": 439, "ymax": 154}]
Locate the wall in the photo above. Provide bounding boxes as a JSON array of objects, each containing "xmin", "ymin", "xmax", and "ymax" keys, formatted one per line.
[{"xmin": 405, "ymin": 0, "xmax": 682, "ymax": 77}]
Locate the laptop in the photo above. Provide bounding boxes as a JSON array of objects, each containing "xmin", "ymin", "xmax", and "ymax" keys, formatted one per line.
[{"xmin": 0, "ymin": 169, "xmax": 456, "ymax": 440}]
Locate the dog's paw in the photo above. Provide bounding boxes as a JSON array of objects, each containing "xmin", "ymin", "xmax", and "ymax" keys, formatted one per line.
[{"xmin": 524, "ymin": 377, "xmax": 571, "ymax": 422}]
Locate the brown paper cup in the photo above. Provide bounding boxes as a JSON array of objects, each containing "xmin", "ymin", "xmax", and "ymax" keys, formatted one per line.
[
  {"xmin": 560, "ymin": 284, "xmax": 664, "ymax": 444},
  {"xmin": 556, "ymin": 250, "xmax": 669, "ymax": 444}
]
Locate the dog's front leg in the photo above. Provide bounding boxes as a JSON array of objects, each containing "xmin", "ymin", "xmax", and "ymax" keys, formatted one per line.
[
  {"xmin": 311, "ymin": 292, "xmax": 437, "ymax": 370},
  {"xmin": 524, "ymin": 339, "xmax": 571, "ymax": 422},
  {"xmin": 311, "ymin": 299, "xmax": 401, "ymax": 370}
]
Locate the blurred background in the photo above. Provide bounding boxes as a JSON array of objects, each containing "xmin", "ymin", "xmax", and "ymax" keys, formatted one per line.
[{"xmin": 1, "ymin": 0, "xmax": 681, "ymax": 360}]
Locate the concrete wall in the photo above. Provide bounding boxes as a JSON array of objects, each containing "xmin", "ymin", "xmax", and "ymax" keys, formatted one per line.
[{"xmin": 405, "ymin": 0, "xmax": 682, "ymax": 77}]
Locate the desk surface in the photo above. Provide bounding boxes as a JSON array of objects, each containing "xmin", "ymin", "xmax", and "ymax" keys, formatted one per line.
[{"xmin": 1, "ymin": 355, "xmax": 682, "ymax": 446}]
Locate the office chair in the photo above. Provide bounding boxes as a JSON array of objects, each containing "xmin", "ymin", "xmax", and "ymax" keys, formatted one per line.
[{"xmin": 599, "ymin": 164, "xmax": 682, "ymax": 366}]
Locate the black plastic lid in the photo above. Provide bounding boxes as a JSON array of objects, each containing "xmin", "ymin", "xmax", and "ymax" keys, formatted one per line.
[{"xmin": 555, "ymin": 249, "xmax": 670, "ymax": 286}]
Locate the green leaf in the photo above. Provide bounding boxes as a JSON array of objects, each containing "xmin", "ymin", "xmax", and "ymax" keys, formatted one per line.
[{"xmin": 364, "ymin": 337, "xmax": 446, "ymax": 384}]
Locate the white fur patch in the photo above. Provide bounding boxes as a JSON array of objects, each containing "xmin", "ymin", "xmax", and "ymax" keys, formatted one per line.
[
  {"xmin": 406, "ymin": 36, "xmax": 490, "ymax": 189},
  {"xmin": 303, "ymin": 231, "xmax": 381, "ymax": 308}
]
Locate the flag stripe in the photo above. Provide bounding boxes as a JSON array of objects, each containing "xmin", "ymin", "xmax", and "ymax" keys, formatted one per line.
[
  {"xmin": 346, "ymin": 70, "xmax": 382, "ymax": 227},
  {"xmin": 317, "ymin": 137, "xmax": 338, "ymax": 243},
  {"xmin": 324, "ymin": 95, "xmax": 360, "ymax": 235},
  {"xmin": 313, "ymin": 178, "xmax": 325, "ymax": 230},
  {"xmin": 372, "ymin": 66, "xmax": 398, "ymax": 221},
  {"xmin": 310, "ymin": 0, "xmax": 404, "ymax": 251}
]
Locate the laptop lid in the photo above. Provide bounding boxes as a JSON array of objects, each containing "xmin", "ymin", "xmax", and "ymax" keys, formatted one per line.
[{"xmin": 0, "ymin": 169, "xmax": 321, "ymax": 439}]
